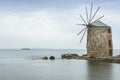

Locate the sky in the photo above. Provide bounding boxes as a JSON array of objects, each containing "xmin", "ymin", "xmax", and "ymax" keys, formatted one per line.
[{"xmin": 0, "ymin": 0, "xmax": 120, "ymax": 49}]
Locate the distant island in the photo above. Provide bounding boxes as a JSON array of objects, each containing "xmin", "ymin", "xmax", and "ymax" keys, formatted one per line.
[{"xmin": 21, "ymin": 48, "xmax": 30, "ymax": 50}]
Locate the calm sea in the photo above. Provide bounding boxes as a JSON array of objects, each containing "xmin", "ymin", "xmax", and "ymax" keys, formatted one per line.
[{"xmin": 0, "ymin": 49, "xmax": 120, "ymax": 80}]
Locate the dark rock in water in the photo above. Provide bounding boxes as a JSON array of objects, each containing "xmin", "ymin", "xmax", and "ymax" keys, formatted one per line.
[
  {"xmin": 42, "ymin": 56, "xmax": 48, "ymax": 60},
  {"xmin": 61, "ymin": 53, "xmax": 80, "ymax": 59},
  {"xmin": 49, "ymin": 56, "xmax": 55, "ymax": 60},
  {"xmin": 114, "ymin": 55, "xmax": 120, "ymax": 58},
  {"xmin": 82, "ymin": 54, "xmax": 87, "ymax": 57}
]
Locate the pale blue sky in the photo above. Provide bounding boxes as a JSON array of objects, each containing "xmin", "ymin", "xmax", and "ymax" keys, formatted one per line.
[{"xmin": 0, "ymin": 0, "xmax": 120, "ymax": 49}]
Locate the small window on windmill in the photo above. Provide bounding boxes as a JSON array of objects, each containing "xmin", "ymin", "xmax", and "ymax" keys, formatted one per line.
[
  {"xmin": 108, "ymin": 29, "xmax": 111, "ymax": 33},
  {"xmin": 109, "ymin": 49, "xmax": 112, "ymax": 56},
  {"xmin": 108, "ymin": 40, "xmax": 112, "ymax": 47}
]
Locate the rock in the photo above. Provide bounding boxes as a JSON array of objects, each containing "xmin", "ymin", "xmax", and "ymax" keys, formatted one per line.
[
  {"xmin": 82, "ymin": 54, "xmax": 87, "ymax": 56},
  {"xmin": 42, "ymin": 56, "xmax": 48, "ymax": 60},
  {"xmin": 49, "ymin": 56, "xmax": 55, "ymax": 60},
  {"xmin": 61, "ymin": 53, "xmax": 80, "ymax": 59},
  {"xmin": 114, "ymin": 55, "xmax": 120, "ymax": 58},
  {"xmin": 88, "ymin": 53, "xmax": 97, "ymax": 58}
]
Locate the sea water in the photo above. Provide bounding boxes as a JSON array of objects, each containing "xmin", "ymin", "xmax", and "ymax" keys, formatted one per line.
[{"xmin": 0, "ymin": 49, "xmax": 120, "ymax": 80}]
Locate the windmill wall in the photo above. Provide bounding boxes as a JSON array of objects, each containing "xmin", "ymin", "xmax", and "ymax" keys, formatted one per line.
[{"xmin": 87, "ymin": 27, "xmax": 113, "ymax": 57}]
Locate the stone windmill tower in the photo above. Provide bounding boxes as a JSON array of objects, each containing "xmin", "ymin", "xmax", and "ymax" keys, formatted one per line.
[{"xmin": 77, "ymin": 3, "xmax": 113, "ymax": 58}]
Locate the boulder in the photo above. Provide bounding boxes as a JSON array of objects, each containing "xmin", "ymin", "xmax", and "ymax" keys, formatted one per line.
[
  {"xmin": 49, "ymin": 56, "xmax": 55, "ymax": 60},
  {"xmin": 82, "ymin": 54, "xmax": 88, "ymax": 56},
  {"xmin": 61, "ymin": 53, "xmax": 80, "ymax": 59},
  {"xmin": 42, "ymin": 56, "xmax": 48, "ymax": 60},
  {"xmin": 115, "ymin": 55, "xmax": 120, "ymax": 58}
]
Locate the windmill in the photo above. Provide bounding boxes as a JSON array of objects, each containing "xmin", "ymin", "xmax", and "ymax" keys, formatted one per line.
[{"xmin": 77, "ymin": 3, "xmax": 113, "ymax": 57}]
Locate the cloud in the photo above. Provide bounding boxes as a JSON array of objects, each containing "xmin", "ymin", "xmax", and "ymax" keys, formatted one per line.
[
  {"xmin": 0, "ymin": 8, "xmax": 83, "ymax": 49},
  {"xmin": 0, "ymin": 1, "xmax": 120, "ymax": 49}
]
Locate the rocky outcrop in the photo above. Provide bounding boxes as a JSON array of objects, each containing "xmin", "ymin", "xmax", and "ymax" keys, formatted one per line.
[
  {"xmin": 61, "ymin": 53, "xmax": 80, "ymax": 59},
  {"xmin": 49, "ymin": 56, "xmax": 55, "ymax": 60},
  {"xmin": 39, "ymin": 53, "xmax": 120, "ymax": 64},
  {"xmin": 42, "ymin": 56, "xmax": 55, "ymax": 60},
  {"xmin": 80, "ymin": 54, "xmax": 120, "ymax": 63},
  {"xmin": 114, "ymin": 55, "xmax": 120, "ymax": 58},
  {"xmin": 62, "ymin": 53, "xmax": 120, "ymax": 63},
  {"xmin": 42, "ymin": 56, "xmax": 48, "ymax": 60}
]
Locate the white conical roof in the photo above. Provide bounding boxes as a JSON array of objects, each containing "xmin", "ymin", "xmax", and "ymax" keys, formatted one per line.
[{"xmin": 91, "ymin": 20, "xmax": 110, "ymax": 28}]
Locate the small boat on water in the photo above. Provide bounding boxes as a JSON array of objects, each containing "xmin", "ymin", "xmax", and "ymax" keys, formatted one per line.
[{"xmin": 21, "ymin": 48, "xmax": 30, "ymax": 50}]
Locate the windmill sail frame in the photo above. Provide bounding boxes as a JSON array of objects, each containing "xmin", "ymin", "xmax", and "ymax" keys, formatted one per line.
[{"xmin": 77, "ymin": 3, "xmax": 113, "ymax": 57}]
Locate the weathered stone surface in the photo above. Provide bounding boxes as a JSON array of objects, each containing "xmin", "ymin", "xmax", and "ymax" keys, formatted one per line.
[
  {"xmin": 80, "ymin": 54, "xmax": 120, "ymax": 63},
  {"xmin": 114, "ymin": 55, "xmax": 120, "ymax": 58},
  {"xmin": 88, "ymin": 53, "xmax": 98, "ymax": 58},
  {"xmin": 61, "ymin": 53, "xmax": 80, "ymax": 59},
  {"xmin": 49, "ymin": 56, "xmax": 55, "ymax": 60},
  {"xmin": 82, "ymin": 54, "xmax": 87, "ymax": 56},
  {"xmin": 60, "ymin": 52, "xmax": 120, "ymax": 63},
  {"xmin": 42, "ymin": 56, "xmax": 48, "ymax": 60},
  {"xmin": 87, "ymin": 28, "xmax": 113, "ymax": 58}
]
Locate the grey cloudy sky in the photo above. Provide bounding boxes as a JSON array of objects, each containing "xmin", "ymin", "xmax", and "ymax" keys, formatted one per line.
[{"xmin": 0, "ymin": 0, "xmax": 120, "ymax": 49}]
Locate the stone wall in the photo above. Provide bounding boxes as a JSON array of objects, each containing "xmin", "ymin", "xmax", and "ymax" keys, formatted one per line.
[{"xmin": 87, "ymin": 27, "xmax": 113, "ymax": 57}]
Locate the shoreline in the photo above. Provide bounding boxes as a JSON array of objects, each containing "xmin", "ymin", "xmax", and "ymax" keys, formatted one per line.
[
  {"xmin": 79, "ymin": 57, "xmax": 120, "ymax": 63},
  {"xmin": 61, "ymin": 53, "xmax": 120, "ymax": 64},
  {"xmin": 37, "ymin": 53, "xmax": 120, "ymax": 64}
]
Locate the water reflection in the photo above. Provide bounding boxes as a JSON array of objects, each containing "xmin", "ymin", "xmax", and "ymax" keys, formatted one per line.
[{"xmin": 87, "ymin": 61, "xmax": 112, "ymax": 80}]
